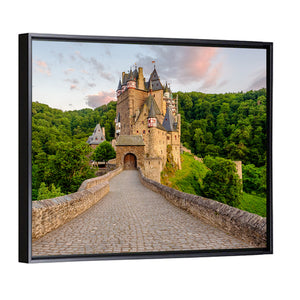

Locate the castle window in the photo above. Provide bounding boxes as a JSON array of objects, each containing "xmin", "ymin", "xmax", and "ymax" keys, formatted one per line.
[
  {"xmin": 167, "ymin": 136, "xmax": 170, "ymax": 140},
  {"xmin": 142, "ymin": 121, "xmax": 144, "ymax": 125},
  {"xmin": 143, "ymin": 130, "xmax": 145, "ymax": 134},
  {"xmin": 175, "ymin": 135, "xmax": 177, "ymax": 140},
  {"xmin": 137, "ymin": 130, "xmax": 139, "ymax": 133},
  {"xmin": 148, "ymin": 130, "xmax": 150, "ymax": 133}
]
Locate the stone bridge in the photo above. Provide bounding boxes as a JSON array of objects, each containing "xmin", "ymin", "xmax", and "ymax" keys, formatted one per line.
[{"xmin": 32, "ymin": 169, "xmax": 266, "ymax": 257}]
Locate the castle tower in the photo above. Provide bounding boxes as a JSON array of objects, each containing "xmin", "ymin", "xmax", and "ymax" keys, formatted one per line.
[
  {"xmin": 147, "ymin": 98, "xmax": 157, "ymax": 128},
  {"xmin": 115, "ymin": 64, "xmax": 181, "ymax": 182},
  {"xmin": 127, "ymin": 69, "xmax": 136, "ymax": 89}
]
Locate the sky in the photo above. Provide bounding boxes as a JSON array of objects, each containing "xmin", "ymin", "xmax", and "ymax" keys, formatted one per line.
[{"xmin": 32, "ymin": 40, "xmax": 266, "ymax": 111}]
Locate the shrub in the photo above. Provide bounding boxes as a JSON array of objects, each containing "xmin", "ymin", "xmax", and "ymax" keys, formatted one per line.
[{"xmin": 202, "ymin": 156, "xmax": 242, "ymax": 207}]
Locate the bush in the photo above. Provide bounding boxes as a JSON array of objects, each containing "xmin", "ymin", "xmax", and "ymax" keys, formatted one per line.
[
  {"xmin": 37, "ymin": 182, "xmax": 64, "ymax": 200},
  {"xmin": 202, "ymin": 156, "xmax": 242, "ymax": 207},
  {"xmin": 242, "ymin": 163, "xmax": 266, "ymax": 195}
]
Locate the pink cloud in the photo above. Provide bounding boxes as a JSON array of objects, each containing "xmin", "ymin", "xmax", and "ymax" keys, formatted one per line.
[
  {"xmin": 86, "ymin": 90, "xmax": 116, "ymax": 108},
  {"xmin": 201, "ymin": 62, "xmax": 223, "ymax": 89},
  {"xmin": 35, "ymin": 60, "xmax": 51, "ymax": 76},
  {"xmin": 185, "ymin": 47, "xmax": 218, "ymax": 79},
  {"xmin": 70, "ymin": 84, "xmax": 77, "ymax": 90},
  {"xmin": 135, "ymin": 46, "xmax": 221, "ymax": 86}
]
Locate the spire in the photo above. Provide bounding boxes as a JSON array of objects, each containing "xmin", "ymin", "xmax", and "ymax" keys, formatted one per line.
[
  {"xmin": 147, "ymin": 96, "xmax": 157, "ymax": 128},
  {"xmin": 148, "ymin": 98, "xmax": 156, "ymax": 118},
  {"xmin": 117, "ymin": 79, "xmax": 122, "ymax": 90},
  {"xmin": 162, "ymin": 107, "xmax": 176, "ymax": 132},
  {"xmin": 164, "ymin": 81, "xmax": 168, "ymax": 92}
]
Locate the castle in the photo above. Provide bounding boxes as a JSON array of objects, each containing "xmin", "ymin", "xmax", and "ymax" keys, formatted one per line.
[{"xmin": 114, "ymin": 65, "xmax": 181, "ymax": 182}]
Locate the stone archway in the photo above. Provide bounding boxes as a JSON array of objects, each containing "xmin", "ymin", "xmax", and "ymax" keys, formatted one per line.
[{"xmin": 124, "ymin": 153, "xmax": 137, "ymax": 170}]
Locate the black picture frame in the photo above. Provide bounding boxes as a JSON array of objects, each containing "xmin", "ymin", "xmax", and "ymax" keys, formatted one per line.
[{"xmin": 19, "ymin": 33, "xmax": 273, "ymax": 263}]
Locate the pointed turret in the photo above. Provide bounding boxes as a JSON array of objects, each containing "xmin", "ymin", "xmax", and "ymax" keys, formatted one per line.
[
  {"xmin": 147, "ymin": 66, "xmax": 163, "ymax": 91},
  {"xmin": 162, "ymin": 107, "xmax": 176, "ymax": 132},
  {"xmin": 116, "ymin": 79, "xmax": 122, "ymax": 96},
  {"xmin": 147, "ymin": 97, "xmax": 157, "ymax": 128}
]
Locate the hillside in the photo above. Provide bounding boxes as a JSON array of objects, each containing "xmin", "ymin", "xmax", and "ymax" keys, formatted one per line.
[{"xmin": 32, "ymin": 88, "xmax": 267, "ymax": 201}]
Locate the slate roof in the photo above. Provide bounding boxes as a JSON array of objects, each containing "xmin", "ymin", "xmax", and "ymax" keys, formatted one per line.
[
  {"xmin": 148, "ymin": 99, "xmax": 156, "ymax": 118},
  {"xmin": 162, "ymin": 107, "xmax": 177, "ymax": 132},
  {"xmin": 87, "ymin": 124, "xmax": 106, "ymax": 145},
  {"xmin": 117, "ymin": 79, "xmax": 122, "ymax": 90},
  {"xmin": 116, "ymin": 135, "xmax": 145, "ymax": 146},
  {"xmin": 145, "ymin": 68, "xmax": 163, "ymax": 91}
]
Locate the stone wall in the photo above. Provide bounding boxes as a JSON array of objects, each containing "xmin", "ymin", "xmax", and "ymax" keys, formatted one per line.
[
  {"xmin": 138, "ymin": 169, "xmax": 266, "ymax": 247},
  {"xmin": 32, "ymin": 167, "xmax": 123, "ymax": 241}
]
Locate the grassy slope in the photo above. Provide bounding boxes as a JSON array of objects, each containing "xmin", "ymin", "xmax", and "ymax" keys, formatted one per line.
[
  {"xmin": 239, "ymin": 193, "xmax": 266, "ymax": 217},
  {"xmin": 162, "ymin": 152, "xmax": 209, "ymax": 195},
  {"xmin": 162, "ymin": 151, "xmax": 266, "ymax": 217}
]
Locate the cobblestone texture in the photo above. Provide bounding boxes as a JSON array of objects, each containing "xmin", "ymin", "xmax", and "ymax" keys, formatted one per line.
[{"xmin": 32, "ymin": 170, "xmax": 250, "ymax": 256}]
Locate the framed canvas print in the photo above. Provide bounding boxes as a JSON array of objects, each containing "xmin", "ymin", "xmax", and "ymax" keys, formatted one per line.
[{"xmin": 19, "ymin": 33, "xmax": 273, "ymax": 263}]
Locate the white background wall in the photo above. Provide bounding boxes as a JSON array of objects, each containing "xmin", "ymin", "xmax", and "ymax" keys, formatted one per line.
[{"xmin": 1, "ymin": 0, "xmax": 299, "ymax": 299}]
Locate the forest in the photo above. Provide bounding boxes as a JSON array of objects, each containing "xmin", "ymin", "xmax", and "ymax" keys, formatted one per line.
[{"xmin": 32, "ymin": 88, "xmax": 267, "ymax": 205}]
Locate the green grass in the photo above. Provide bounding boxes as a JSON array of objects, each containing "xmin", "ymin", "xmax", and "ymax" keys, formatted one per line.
[
  {"xmin": 162, "ymin": 152, "xmax": 209, "ymax": 195},
  {"xmin": 161, "ymin": 151, "xmax": 267, "ymax": 217},
  {"xmin": 239, "ymin": 193, "xmax": 266, "ymax": 217}
]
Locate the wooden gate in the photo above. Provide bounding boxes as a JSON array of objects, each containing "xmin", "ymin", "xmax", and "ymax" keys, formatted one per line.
[{"xmin": 124, "ymin": 153, "xmax": 137, "ymax": 169}]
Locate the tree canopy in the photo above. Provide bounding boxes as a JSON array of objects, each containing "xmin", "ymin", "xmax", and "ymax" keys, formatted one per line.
[{"xmin": 92, "ymin": 141, "xmax": 116, "ymax": 165}]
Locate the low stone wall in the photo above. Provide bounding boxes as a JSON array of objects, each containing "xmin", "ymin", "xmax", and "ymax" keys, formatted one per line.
[
  {"xmin": 138, "ymin": 169, "xmax": 266, "ymax": 247},
  {"xmin": 78, "ymin": 166, "xmax": 123, "ymax": 191},
  {"xmin": 32, "ymin": 166, "xmax": 123, "ymax": 241}
]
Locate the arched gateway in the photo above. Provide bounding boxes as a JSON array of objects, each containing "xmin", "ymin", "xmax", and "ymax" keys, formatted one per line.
[
  {"xmin": 115, "ymin": 135, "xmax": 145, "ymax": 170},
  {"xmin": 124, "ymin": 153, "xmax": 137, "ymax": 169}
]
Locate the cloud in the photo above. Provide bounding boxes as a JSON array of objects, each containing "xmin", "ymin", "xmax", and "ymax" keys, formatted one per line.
[
  {"xmin": 87, "ymin": 82, "xmax": 96, "ymax": 88},
  {"xmin": 217, "ymin": 79, "xmax": 229, "ymax": 88},
  {"xmin": 86, "ymin": 90, "xmax": 116, "ymax": 108},
  {"xmin": 65, "ymin": 78, "xmax": 79, "ymax": 90},
  {"xmin": 74, "ymin": 51, "xmax": 114, "ymax": 81},
  {"xmin": 248, "ymin": 70, "xmax": 266, "ymax": 90},
  {"xmin": 35, "ymin": 60, "xmax": 51, "ymax": 76},
  {"xmin": 65, "ymin": 78, "xmax": 79, "ymax": 84},
  {"xmin": 200, "ymin": 62, "xmax": 223, "ymax": 89},
  {"xmin": 135, "ymin": 46, "xmax": 221, "ymax": 86},
  {"xmin": 64, "ymin": 68, "xmax": 74, "ymax": 75}
]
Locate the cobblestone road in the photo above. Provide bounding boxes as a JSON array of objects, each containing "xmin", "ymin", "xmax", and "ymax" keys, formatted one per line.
[{"xmin": 32, "ymin": 170, "xmax": 250, "ymax": 256}]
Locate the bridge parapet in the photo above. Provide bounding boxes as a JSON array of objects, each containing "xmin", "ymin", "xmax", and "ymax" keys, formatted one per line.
[
  {"xmin": 32, "ymin": 166, "xmax": 123, "ymax": 241},
  {"xmin": 138, "ymin": 168, "xmax": 266, "ymax": 247}
]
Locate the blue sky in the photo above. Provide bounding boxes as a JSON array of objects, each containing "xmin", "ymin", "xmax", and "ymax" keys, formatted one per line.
[{"xmin": 32, "ymin": 40, "xmax": 266, "ymax": 111}]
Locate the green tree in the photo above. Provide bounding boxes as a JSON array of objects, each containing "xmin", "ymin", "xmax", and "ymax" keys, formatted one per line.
[
  {"xmin": 48, "ymin": 141, "xmax": 95, "ymax": 193},
  {"xmin": 202, "ymin": 156, "xmax": 242, "ymax": 207},
  {"xmin": 37, "ymin": 182, "xmax": 64, "ymax": 200},
  {"xmin": 92, "ymin": 141, "xmax": 116, "ymax": 166}
]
